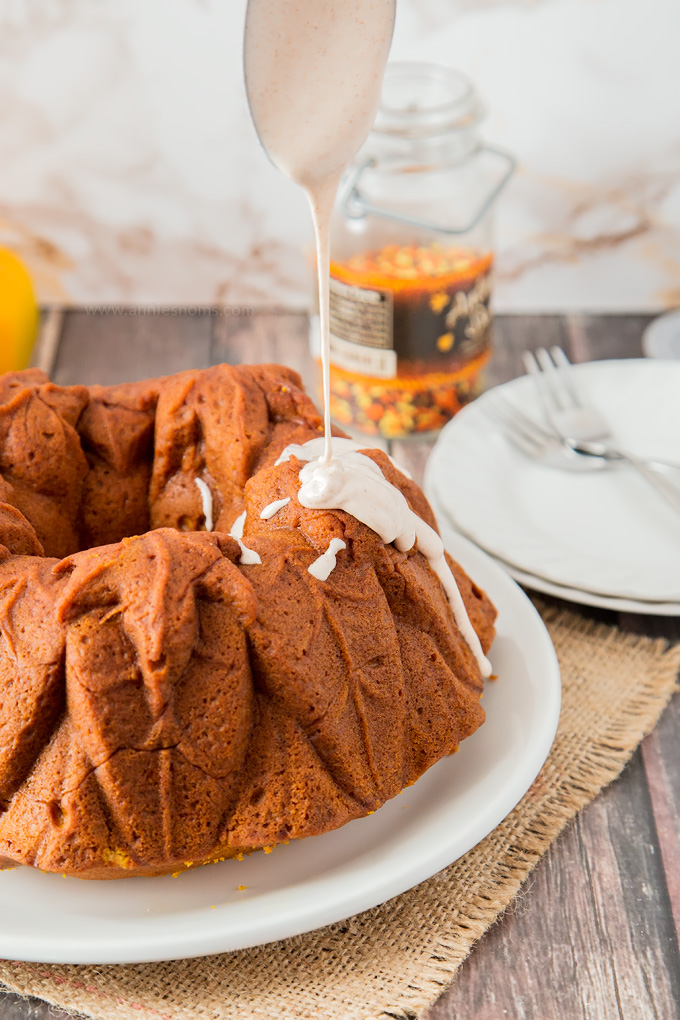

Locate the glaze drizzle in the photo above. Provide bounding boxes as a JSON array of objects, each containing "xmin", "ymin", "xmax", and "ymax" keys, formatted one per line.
[
  {"xmin": 278, "ymin": 438, "xmax": 491, "ymax": 677},
  {"xmin": 194, "ymin": 478, "xmax": 214, "ymax": 532},
  {"xmin": 229, "ymin": 511, "xmax": 262, "ymax": 565},
  {"xmin": 260, "ymin": 497, "xmax": 291, "ymax": 520}
]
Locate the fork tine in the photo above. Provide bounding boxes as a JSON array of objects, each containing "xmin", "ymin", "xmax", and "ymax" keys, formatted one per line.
[
  {"xmin": 487, "ymin": 395, "xmax": 561, "ymax": 454},
  {"xmin": 535, "ymin": 347, "xmax": 576, "ymax": 412},
  {"xmin": 521, "ymin": 349, "xmax": 545, "ymax": 410},
  {"xmin": 522, "ymin": 348, "xmax": 562, "ymax": 422},
  {"xmin": 521, "ymin": 349, "xmax": 539, "ymax": 380},
  {"xmin": 492, "ymin": 394, "xmax": 556, "ymax": 443},
  {"xmin": 550, "ymin": 346, "xmax": 582, "ymax": 407},
  {"xmin": 485, "ymin": 403, "xmax": 545, "ymax": 458}
]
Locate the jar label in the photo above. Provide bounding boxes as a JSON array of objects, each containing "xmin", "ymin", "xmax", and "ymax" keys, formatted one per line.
[
  {"xmin": 329, "ymin": 276, "xmax": 396, "ymax": 377},
  {"xmin": 326, "ymin": 244, "xmax": 494, "ymax": 438},
  {"xmin": 329, "ymin": 332, "xmax": 397, "ymax": 378}
]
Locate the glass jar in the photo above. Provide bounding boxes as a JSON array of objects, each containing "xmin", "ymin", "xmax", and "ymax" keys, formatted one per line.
[{"xmin": 319, "ymin": 62, "xmax": 515, "ymax": 440}]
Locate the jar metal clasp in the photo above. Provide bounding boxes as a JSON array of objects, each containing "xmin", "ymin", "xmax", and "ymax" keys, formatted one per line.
[{"xmin": 342, "ymin": 146, "xmax": 516, "ymax": 236}]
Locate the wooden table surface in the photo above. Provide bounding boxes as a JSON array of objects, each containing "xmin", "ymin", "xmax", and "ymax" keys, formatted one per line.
[{"xmin": 1, "ymin": 310, "xmax": 679, "ymax": 1020}]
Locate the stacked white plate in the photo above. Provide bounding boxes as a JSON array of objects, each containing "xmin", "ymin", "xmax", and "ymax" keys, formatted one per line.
[{"xmin": 424, "ymin": 359, "xmax": 680, "ymax": 615}]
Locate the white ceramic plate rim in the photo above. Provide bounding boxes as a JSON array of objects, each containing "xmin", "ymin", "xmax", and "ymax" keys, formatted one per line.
[
  {"xmin": 642, "ymin": 309, "xmax": 680, "ymax": 360},
  {"xmin": 429, "ymin": 487, "xmax": 680, "ymax": 616},
  {"xmin": 425, "ymin": 360, "xmax": 680, "ymax": 602},
  {"xmin": 500, "ymin": 564, "xmax": 680, "ymax": 615},
  {"xmin": 0, "ymin": 532, "xmax": 560, "ymax": 965}
]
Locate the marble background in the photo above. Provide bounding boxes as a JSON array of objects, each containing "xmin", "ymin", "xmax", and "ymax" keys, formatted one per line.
[{"xmin": 0, "ymin": 0, "xmax": 678, "ymax": 312}]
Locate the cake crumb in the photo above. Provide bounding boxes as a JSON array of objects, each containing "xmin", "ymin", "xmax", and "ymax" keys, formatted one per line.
[
  {"xmin": 263, "ymin": 845, "xmax": 273, "ymax": 854},
  {"xmin": 102, "ymin": 848, "xmax": 132, "ymax": 869},
  {"xmin": 237, "ymin": 885, "xmax": 247, "ymax": 891}
]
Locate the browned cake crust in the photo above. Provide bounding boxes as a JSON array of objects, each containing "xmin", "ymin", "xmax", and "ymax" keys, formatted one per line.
[{"xmin": 0, "ymin": 364, "xmax": 496, "ymax": 879}]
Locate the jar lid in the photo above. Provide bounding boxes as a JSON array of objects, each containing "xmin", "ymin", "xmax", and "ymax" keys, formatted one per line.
[{"xmin": 373, "ymin": 63, "xmax": 484, "ymax": 139}]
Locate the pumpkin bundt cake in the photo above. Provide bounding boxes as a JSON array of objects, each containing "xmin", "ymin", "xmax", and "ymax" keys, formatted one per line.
[{"xmin": 0, "ymin": 364, "xmax": 495, "ymax": 879}]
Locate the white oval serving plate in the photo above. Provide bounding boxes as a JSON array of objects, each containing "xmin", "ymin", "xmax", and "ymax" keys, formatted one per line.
[{"xmin": 0, "ymin": 531, "xmax": 560, "ymax": 965}]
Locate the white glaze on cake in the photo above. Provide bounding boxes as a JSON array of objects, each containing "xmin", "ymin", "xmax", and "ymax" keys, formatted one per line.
[
  {"xmin": 277, "ymin": 438, "xmax": 492, "ymax": 677},
  {"xmin": 260, "ymin": 497, "xmax": 291, "ymax": 520},
  {"xmin": 275, "ymin": 437, "xmax": 410, "ymax": 477},
  {"xmin": 308, "ymin": 538, "xmax": 347, "ymax": 581},
  {"xmin": 194, "ymin": 478, "xmax": 214, "ymax": 532},
  {"xmin": 229, "ymin": 511, "xmax": 262, "ymax": 565}
]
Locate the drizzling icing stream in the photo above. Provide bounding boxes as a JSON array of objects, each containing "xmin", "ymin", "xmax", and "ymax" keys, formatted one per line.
[
  {"xmin": 244, "ymin": 0, "xmax": 491, "ymax": 676},
  {"xmin": 244, "ymin": 0, "xmax": 396, "ymax": 464}
]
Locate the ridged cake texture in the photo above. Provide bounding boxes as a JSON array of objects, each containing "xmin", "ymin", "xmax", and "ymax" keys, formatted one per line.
[{"xmin": 0, "ymin": 364, "xmax": 495, "ymax": 878}]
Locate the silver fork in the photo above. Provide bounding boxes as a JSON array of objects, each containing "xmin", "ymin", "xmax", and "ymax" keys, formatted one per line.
[
  {"xmin": 486, "ymin": 396, "xmax": 607, "ymax": 472},
  {"xmin": 523, "ymin": 347, "xmax": 680, "ymax": 514}
]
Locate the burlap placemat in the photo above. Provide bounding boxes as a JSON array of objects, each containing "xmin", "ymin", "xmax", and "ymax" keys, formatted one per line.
[{"xmin": 1, "ymin": 603, "xmax": 679, "ymax": 1020}]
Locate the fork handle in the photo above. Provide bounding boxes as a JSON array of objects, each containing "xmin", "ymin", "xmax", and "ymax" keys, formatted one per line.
[
  {"xmin": 572, "ymin": 439, "xmax": 680, "ymax": 514},
  {"xmin": 620, "ymin": 451, "xmax": 680, "ymax": 515}
]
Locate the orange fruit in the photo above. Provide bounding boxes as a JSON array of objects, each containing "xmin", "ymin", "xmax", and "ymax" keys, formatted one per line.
[{"xmin": 0, "ymin": 249, "xmax": 39, "ymax": 374}]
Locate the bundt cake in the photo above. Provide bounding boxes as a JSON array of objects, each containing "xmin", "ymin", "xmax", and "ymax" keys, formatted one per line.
[{"xmin": 0, "ymin": 363, "xmax": 495, "ymax": 879}]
